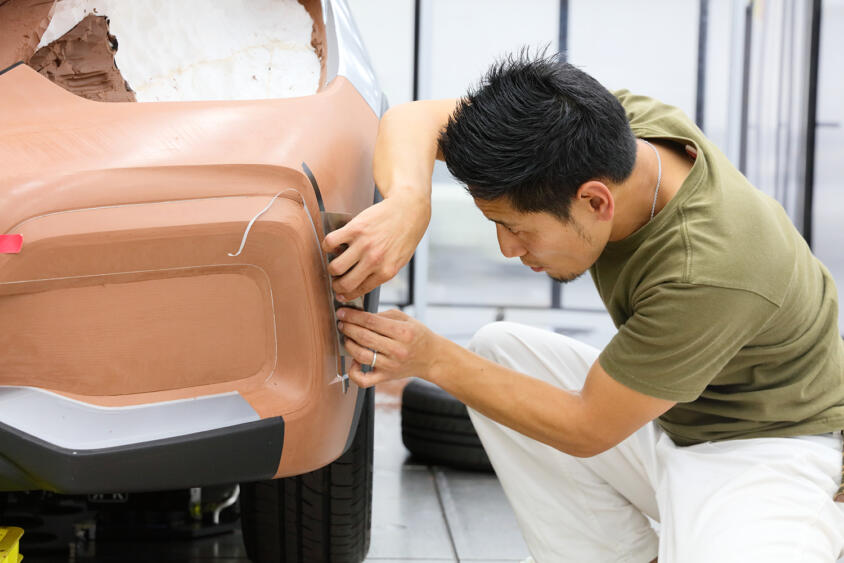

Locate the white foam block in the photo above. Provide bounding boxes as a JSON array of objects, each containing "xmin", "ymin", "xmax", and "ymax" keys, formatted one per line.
[{"xmin": 39, "ymin": 0, "xmax": 321, "ymax": 101}]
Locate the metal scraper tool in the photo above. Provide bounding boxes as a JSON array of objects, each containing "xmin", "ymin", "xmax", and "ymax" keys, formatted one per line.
[
  {"xmin": 322, "ymin": 211, "xmax": 365, "ymax": 314},
  {"xmin": 301, "ymin": 162, "xmax": 367, "ymax": 389}
]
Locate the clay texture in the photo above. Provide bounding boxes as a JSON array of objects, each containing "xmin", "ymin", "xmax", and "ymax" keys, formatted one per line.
[{"xmin": 28, "ymin": 14, "xmax": 135, "ymax": 102}]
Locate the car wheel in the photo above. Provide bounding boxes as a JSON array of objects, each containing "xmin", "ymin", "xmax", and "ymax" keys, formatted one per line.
[
  {"xmin": 239, "ymin": 387, "xmax": 373, "ymax": 563},
  {"xmin": 400, "ymin": 379, "xmax": 492, "ymax": 472}
]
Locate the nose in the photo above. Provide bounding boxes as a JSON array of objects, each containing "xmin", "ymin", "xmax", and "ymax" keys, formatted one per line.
[{"xmin": 495, "ymin": 224, "xmax": 526, "ymax": 258}]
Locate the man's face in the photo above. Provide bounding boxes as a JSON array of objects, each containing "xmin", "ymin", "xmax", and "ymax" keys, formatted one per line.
[{"xmin": 474, "ymin": 196, "xmax": 609, "ymax": 283}]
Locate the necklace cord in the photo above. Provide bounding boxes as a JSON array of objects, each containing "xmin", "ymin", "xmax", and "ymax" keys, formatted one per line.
[{"xmin": 642, "ymin": 139, "xmax": 662, "ymax": 221}]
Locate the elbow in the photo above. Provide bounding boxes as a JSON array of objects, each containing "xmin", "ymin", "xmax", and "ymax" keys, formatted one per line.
[
  {"xmin": 574, "ymin": 441, "xmax": 614, "ymax": 458},
  {"xmin": 552, "ymin": 428, "xmax": 618, "ymax": 459},
  {"xmin": 558, "ymin": 442, "xmax": 608, "ymax": 459}
]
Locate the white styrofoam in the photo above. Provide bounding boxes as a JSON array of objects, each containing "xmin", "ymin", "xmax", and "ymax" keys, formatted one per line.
[{"xmin": 39, "ymin": 0, "xmax": 321, "ymax": 101}]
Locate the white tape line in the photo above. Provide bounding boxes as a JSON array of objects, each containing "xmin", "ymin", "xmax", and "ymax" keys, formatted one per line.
[{"xmin": 228, "ymin": 192, "xmax": 284, "ymax": 257}]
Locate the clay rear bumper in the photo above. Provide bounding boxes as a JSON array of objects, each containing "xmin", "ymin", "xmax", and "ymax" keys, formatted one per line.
[{"xmin": 0, "ymin": 63, "xmax": 381, "ymax": 489}]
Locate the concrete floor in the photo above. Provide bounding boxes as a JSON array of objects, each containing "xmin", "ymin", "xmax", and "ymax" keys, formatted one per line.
[{"xmin": 364, "ymin": 379, "xmax": 528, "ymax": 563}]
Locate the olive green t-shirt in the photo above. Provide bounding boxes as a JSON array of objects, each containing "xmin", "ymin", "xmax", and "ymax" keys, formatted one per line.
[{"xmin": 591, "ymin": 90, "xmax": 844, "ymax": 446}]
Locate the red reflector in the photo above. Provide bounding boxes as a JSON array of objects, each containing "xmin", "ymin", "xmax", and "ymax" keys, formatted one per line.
[{"xmin": 0, "ymin": 234, "xmax": 23, "ymax": 254}]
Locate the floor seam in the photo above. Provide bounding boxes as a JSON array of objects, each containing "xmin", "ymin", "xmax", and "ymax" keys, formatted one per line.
[{"xmin": 429, "ymin": 464, "xmax": 460, "ymax": 562}]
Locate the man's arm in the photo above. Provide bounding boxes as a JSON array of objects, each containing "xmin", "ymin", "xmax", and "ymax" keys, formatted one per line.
[
  {"xmin": 322, "ymin": 99, "xmax": 459, "ymax": 302},
  {"xmin": 337, "ymin": 308, "xmax": 675, "ymax": 457},
  {"xmin": 439, "ymin": 343, "xmax": 676, "ymax": 456}
]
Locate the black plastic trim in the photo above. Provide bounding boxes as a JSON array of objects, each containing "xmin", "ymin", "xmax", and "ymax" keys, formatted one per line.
[{"xmin": 0, "ymin": 417, "xmax": 284, "ymax": 494}]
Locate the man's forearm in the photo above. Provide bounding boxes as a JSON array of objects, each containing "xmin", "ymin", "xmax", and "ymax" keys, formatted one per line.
[
  {"xmin": 373, "ymin": 99, "xmax": 458, "ymax": 203},
  {"xmin": 427, "ymin": 336, "xmax": 599, "ymax": 457}
]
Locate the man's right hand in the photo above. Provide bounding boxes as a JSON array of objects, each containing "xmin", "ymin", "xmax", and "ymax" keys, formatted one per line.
[
  {"xmin": 322, "ymin": 192, "xmax": 430, "ymax": 302},
  {"xmin": 321, "ymin": 98, "xmax": 459, "ymax": 302}
]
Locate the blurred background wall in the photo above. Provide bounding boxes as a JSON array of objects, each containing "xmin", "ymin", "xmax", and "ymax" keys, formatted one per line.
[{"xmin": 346, "ymin": 0, "xmax": 843, "ymax": 344}]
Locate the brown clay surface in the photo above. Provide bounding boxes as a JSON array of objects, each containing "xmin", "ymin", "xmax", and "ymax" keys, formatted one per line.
[
  {"xmin": 28, "ymin": 13, "xmax": 136, "ymax": 102},
  {"xmin": 0, "ymin": 0, "xmax": 56, "ymax": 69},
  {"xmin": 298, "ymin": 0, "xmax": 327, "ymax": 89},
  {"xmin": 0, "ymin": 63, "xmax": 378, "ymax": 477}
]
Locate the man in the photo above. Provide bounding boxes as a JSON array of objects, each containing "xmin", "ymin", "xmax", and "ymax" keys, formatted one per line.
[{"xmin": 323, "ymin": 52, "xmax": 844, "ymax": 562}]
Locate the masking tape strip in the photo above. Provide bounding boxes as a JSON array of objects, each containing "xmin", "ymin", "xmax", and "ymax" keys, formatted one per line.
[{"xmin": 0, "ymin": 234, "xmax": 22, "ymax": 254}]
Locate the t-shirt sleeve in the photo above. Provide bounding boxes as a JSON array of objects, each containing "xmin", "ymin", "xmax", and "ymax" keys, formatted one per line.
[{"xmin": 598, "ymin": 283, "xmax": 779, "ymax": 402}]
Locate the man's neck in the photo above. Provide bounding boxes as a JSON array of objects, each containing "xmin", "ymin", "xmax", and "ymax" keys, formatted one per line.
[{"xmin": 608, "ymin": 139, "xmax": 693, "ymax": 242}]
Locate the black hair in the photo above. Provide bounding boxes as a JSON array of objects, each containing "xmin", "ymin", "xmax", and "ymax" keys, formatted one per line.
[{"xmin": 438, "ymin": 50, "xmax": 637, "ymax": 221}]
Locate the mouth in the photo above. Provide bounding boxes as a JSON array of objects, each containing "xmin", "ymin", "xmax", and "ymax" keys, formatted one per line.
[{"xmin": 522, "ymin": 262, "xmax": 545, "ymax": 273}]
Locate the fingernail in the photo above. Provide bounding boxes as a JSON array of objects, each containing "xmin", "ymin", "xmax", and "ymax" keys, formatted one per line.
[
  {"xmin": 336, "ymin": 308, "xmax": 346, "ymax": 319},
  {"xmin": 337, "ymin": 321, "xmax": 343, "ymax": 329},
  {"xmin": 336, "ymin": 294, "xmax": 347, "ymax": 302}
]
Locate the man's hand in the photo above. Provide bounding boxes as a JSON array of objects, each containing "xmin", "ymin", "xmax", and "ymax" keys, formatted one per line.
[
  {"xmin": 336, "ymin": 307, "xmax": 444, "ymax": 387},
  {"xmin": 339, "ymin": 307, "xmax": 676, "ymax": 457},
  {"xmin": 322, "ymin": 99, "xmax": 459, "ymax": 302},
  {"xmin": 323, "ymin": 195, "xmax": 429, "ymax": 302}
]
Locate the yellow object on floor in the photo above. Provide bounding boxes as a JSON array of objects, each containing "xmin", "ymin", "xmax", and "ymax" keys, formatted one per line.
[{"xmin": 0, "ymin": 526, "xmax": 23, "ymax": 562}]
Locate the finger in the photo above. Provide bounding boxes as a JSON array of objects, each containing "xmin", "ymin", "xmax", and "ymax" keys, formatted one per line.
[
  {"xmin": 349, "ymin": 360, "xmax": 391, "ymax": 388},
  {"xmin": 322, "ymin": 223, "xmax": 355, "ymax": 254},
  {"xmin": 343, "ymin": 336, "xmax": 400, "ymax": 373},
  {"xmin": 326, "ymin": 242, "xmax": 361, "ymax": 277},
  {"xmin": 379, "ymin": 308, "xmax": 409, "ymax": 321},
  {"xmin": 338, "ymin": 320, "xmax": 400, "ymax": 358},
  {"xmin": 338, "ymin": 273, "xmax": 383, "ymax": 303},
  {"xmin": 348, "ymin": 360, "xmax": 377, "ymax": 388},
  {"xmin": 331, "ymin": 257, "xmax": 377, "ymax": 299},
  {"xmin": 343, "ymin": 335, "xmax": 381, "ymax": 367},
  {"xmin": 336, "ymin": 307, "xmax": 403, "ymax": 338}
]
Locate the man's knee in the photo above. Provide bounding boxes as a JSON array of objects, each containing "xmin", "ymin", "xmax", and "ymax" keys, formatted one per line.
[
  {"xmin": 469, "ymin": 321, "xmax": 597, "ymax": 392},
  {"xmin": 468, "ymin": 321, "xmax": 523, "ymax": 361}
]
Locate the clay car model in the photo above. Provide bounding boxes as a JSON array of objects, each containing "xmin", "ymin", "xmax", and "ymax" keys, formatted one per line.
[{"xmin": 0, "ymin": 0, "xmax": 384, "ymax": 561}]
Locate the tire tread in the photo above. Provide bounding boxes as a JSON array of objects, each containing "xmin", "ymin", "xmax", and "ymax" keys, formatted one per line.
[
  {"xmin": 240, "ymin": 388, "xmax": 374, "ymax": 562},
  {"xmin": 400, "ymin": 379, "xmax": 493, "ymax": 472}
]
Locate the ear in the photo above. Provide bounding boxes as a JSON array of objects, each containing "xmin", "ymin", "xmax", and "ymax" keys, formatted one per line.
[{"xmin": 576, "ymin": 181, "xmax": 614, "ymax": 222}]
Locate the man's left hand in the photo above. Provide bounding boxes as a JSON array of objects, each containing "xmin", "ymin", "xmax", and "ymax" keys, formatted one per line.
[{"xmin": 336, "ymin": 307, "xmax": 443, "ymax": 388}]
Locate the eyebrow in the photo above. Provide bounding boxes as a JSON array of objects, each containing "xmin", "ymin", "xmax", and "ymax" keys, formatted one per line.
[{"xmin": 490, "ymin": 218, "xmax": 518, "ymax": 230}]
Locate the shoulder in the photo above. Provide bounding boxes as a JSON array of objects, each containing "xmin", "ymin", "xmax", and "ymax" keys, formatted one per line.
[
  {"xmin": 611, "ymin": 89, "xmax": 694, "ymax": 134},
  {"xmin": 679, "ymin": 176, "xmax": 799, "ymax": 307}
]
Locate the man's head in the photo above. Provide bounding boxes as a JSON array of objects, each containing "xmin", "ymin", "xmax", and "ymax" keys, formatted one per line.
[{"xmin": 438, "ymin": 51, "xmax": 637, "ymax": 282}]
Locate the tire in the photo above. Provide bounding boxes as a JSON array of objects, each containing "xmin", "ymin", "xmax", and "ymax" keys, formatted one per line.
[
  {"xmin": 400, "ymin": 379, "xmax": 492, "ymax": 472},
  {"xmin": 240, "ymin": 387, "xmax": 374, "ymax": 563}
]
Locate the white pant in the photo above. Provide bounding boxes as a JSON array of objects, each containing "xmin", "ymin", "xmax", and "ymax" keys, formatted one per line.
[{"xmin": 466, "ymin": 322, "xmax": 844, "ymax": 563}]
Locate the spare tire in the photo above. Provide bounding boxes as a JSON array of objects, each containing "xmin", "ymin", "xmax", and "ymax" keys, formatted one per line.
[{"xmin": 400, "ymin": 379, "xmax": 492, "ymax": 472}]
